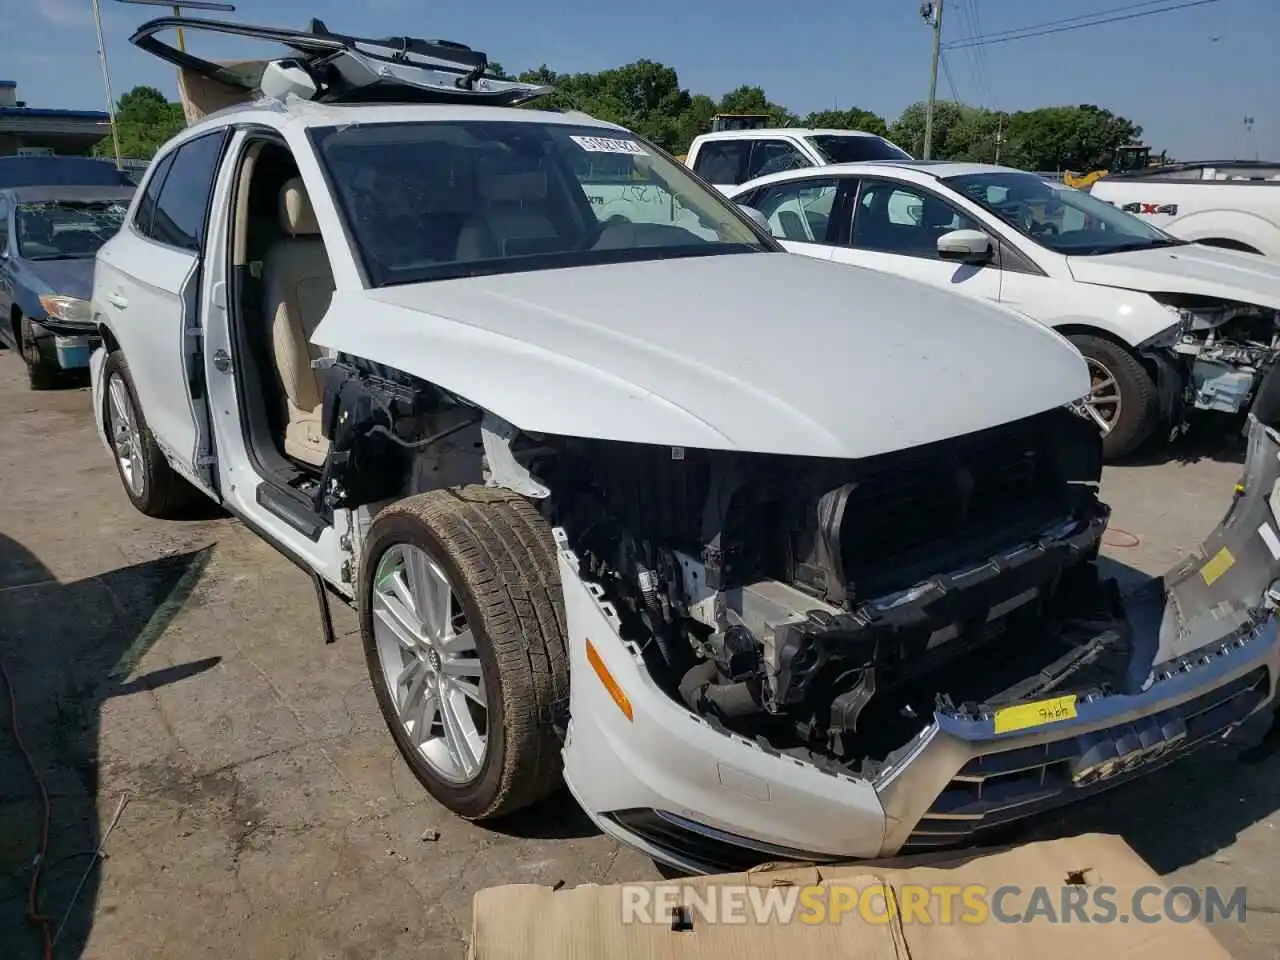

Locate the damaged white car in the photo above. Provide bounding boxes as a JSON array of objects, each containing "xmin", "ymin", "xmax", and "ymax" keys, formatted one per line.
[
  {"xmin": 90, "ymin": 16, "xmax": 1280, "ymax": 874},
  {"xmin": 730, "ymin": 162, "xmax": 1280, "ymax": 460}
]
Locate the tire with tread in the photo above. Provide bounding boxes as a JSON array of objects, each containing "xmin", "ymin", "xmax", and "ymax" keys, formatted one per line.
[
  {"xmin": 20, "ymin": 315, "xmax": 58, "ymax": 390},
  {"xmin": 1068, "ymin": 333, "xmax": 1160, "ymax": 460},
  {"xmin": 360, "ymin": 486, "xmax": 570, "ymax": 820},
  {"xmin": 102, "ymin": 351, "xmax": 199, "ymax": 518}
]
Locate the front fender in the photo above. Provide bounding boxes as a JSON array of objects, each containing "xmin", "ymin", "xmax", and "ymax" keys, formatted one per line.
[{"xmin": 89, "ymin": 345, "xmax": 110, "ymax": 454}]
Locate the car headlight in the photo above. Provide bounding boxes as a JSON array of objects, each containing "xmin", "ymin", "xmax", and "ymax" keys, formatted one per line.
[{"xmin": 37, "ymin": 294, "xmax": 94, "ymax": 331}]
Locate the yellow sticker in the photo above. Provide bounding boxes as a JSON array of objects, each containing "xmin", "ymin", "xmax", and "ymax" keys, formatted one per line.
[
  {"xmin": 993, "ymin": 695, "xmax": 1078, "ymax": 734},
  {"xmin": 1201, "ymin": 547, "xmax": 1235, "ymax": 586}
]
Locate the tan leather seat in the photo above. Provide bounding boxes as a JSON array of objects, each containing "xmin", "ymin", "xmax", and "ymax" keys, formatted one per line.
[
  {"xmin": 263, "ymin": 177, "xmax": 335, "ymax": 466},
  {"xmin": 455, "ymin": 161, "xmax": 560, "ymax": 260}
]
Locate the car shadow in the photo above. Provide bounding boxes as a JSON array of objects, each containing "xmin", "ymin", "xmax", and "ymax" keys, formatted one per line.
[
  {"xmin": 1114, "ymin": 416, "xmax": 1249, "ymax": 467},
  {"xmin": 0, "ymin": 533, "xmax": 220, "ymax": 959},
  {"xmin": 486, "ymin": 787, "xmax": 604, "ymax": 841}
]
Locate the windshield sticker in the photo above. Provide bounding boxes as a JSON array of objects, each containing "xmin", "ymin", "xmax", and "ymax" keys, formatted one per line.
[{"xmin": 570, "ymin": 135, "xmax": 650, "ymax": 157}]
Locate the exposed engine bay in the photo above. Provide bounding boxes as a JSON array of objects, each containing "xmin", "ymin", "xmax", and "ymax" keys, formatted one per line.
[
  {"xmin": 316, "ymin": 357, "xmax": 1164, "ymax": 776},
  {"xmin": 1152, "ymin": 294, "xmax": 1280, "ymax": 419}
]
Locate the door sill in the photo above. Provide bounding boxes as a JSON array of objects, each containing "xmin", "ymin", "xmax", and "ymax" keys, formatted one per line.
[{"xmin": 255, "ymin": 481, "xmax": 326, "ymax": 542}]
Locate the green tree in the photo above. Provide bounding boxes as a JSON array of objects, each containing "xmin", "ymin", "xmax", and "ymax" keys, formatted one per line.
[
  {"xmin": 1001, "ymin": 104, "xmax": 1142, "ymax": 172},
  {"xmin": 940, "ymin": 107, "xmax": 1005, "ymax": 163},
  {"xmin": 93, "ymin": 85, "xmax": 186, "ymax": 161},
  {"xmin": 802, "ymin": 108, "xmax": 889, "ymax": 139},
  {"xmin": 717, "ymin": 85, "xmax": 796, "ymax": 127},
  {"xmin": 889, "ymin": 100, "xmax": 968, "ymax": 158}
]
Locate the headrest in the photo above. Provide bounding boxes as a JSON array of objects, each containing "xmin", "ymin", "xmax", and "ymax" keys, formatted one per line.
[
  {"xmin": 477, "ymin": 169, "xmax": 548, "ymax": 204},
  {"xmin": 279, "ymin": 177, "xmax": 320, "ymax": 236}
]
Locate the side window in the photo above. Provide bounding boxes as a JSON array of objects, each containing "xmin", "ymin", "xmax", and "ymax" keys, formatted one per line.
[
  {"xmin": 692, "ymin": 141, "xmax": 751, "ymax": 184},
  {"xmin": 0, "ymin": 198, "xmax": 9, "ymax": 252},
  {"xmin": 132, "ymin": 150, "xmax": 175, "ymax": 240},
  {"xmin": 745, "ymin": 140, "xmax": 811, "ymax": 181},
  {"xmin": 851, "ymin": 180, "xmax": 980, "ymax": 260},
  {"xmin": 147, "ymin": 132, "xmax": 227, "ymax": 252},
  {"xmin": 750, "ymin": 178, "xmax": 842, "ymax": 243}
]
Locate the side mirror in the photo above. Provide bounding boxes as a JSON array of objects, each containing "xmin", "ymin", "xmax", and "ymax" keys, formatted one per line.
[
  {"xmin": 737, "ymin": 204, "xmax": 773, "ymax": 235},
  {"xmin": 937, "ymin": 228, "xmax": 994, "ymax": 264}
]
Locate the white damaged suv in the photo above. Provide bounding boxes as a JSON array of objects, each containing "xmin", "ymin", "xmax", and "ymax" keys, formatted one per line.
[{"xmin": 90, "ymin": 16, "xmax": 1280, "ymax": 873}]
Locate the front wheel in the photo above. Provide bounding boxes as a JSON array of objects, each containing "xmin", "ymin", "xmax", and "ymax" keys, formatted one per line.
[
  {"xmin": 360, "ymin": 487, "xmax": 569, "ymax": 820},
  {"xmin": 20, "ymin": 316, "xmax": 58, "ymax": 390},
  {"xmin": 1068, "ymin": 333, "xmax": 1161, "ymax": 460}
]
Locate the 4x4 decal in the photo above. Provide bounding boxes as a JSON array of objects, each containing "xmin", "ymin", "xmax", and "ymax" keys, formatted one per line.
[{"xmin": 1121, "ymin": 201, "xmax": 1179, "ymax": 216}]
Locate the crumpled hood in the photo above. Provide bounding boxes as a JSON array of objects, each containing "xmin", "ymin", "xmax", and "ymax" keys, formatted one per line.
[
  {"xmin": 1067, "ymin": 243, "xmax": 1280, "ymax": 309},
  {"xmin": 19, "ymin": 257, "xmax": 95, "ymax": 303},
  {"xmin": 313, "ymin": 252, "xmax": 1090, "ymax": 459}
]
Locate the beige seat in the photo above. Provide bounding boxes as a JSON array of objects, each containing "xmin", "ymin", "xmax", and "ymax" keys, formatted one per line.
[
  {"xmin": 455, "ymin": 161, "xmax": 560, "ymax": 260},
  {"xmin": 263, "ymin": 177, "xmax": 335, "ymax": 467}
]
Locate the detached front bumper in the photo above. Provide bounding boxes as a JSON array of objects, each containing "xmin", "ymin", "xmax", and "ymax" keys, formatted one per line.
[{"xmin": 559, "ymin": 418, "xmax": 1280, "ymax": 875}]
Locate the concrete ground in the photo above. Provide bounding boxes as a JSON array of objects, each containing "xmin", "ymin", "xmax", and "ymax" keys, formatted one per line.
[{"xmin": 1, "ymin": 352, "xmax": 1279, "ymax": 960}]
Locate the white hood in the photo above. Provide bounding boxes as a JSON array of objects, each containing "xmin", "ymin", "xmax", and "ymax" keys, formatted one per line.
[
  {"xmin": 312, "ymin": 252, "xmax": 1089, "ymax": 459},
  {"xmin": 1067, "ymin": 243, "xmax": 1280, "ymax": 309}
]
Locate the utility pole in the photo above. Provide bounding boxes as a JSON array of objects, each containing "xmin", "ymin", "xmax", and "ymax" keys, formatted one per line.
[
  {"xmin": 921, "ymin": 0, "xmax": 944, "ymax": 160},
  {"xmin": 994, "ymin": 115, "xmax": 1003, "ymax": 164},
  {"xmin": 91, "ymin": 0, "xmax": 123, "ymax": 169}
]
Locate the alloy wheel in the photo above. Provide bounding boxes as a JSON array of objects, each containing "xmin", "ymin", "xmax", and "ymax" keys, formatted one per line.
[
  {"xmin": 1084, "ymin": 356, "xmax": 1122, "ymax": 436},
  {"xmin": 371, "ymin": 543, "xmax": 489, "ymax": 784},
  {"xmin": 106, "ymin": 373, "xmax": 145, "ymax": 498}
]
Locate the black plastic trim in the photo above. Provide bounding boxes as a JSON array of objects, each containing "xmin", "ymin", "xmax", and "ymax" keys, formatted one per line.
[{"xmin": 255, "ymin": 482, "xmax": 326, "ymax": 541}]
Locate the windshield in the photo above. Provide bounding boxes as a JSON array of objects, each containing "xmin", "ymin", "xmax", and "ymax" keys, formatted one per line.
[
  {"xmin": 16, "ymin": 200, "xmax": 128, "ymax": 260},
  {"xmin": 807, "ymin": 134, "xmax": 912, "ymax": 164},
  {"xmin": 311, "ymin": 121, "xmax": 774, "ymax": 287},
  {"xmin": 942, "ymin": 170, "xmax": 1182, "ymax": 256}
]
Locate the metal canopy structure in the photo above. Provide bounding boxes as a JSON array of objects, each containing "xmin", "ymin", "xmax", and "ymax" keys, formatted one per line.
[{"xmin": 128, "ymin": 16, "xmax": 553, "ymax": 107}]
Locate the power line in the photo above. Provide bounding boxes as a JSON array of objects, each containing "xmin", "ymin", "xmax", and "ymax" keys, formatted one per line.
[
  {"xmin": 940, "ymin": 50, "xmax": 961, "ymax": 101},
  {"xmin": 955, "ymin": 0, "xmax": 997, "ymax": 108},
  {"xmin": 964, "ymin": 0, "xmax": 999, "ymax": 108},
  {"xmin": 944, "ymin": 0, "xmax": 1221, "ymax": 50},
  {"xmin": 952, "ymin": 0, "xmax": 1181, "ymax": 44}
]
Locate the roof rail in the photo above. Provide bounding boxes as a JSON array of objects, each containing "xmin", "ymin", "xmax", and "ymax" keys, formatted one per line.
[{"xmin": 129, "ymin": 16, "xmax": 552, "ymax": 107}]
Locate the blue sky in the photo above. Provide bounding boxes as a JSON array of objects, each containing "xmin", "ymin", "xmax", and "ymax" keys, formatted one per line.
[{"xmin": 2, "ymin": 0, "xmax": 1274, "ymax": 160}]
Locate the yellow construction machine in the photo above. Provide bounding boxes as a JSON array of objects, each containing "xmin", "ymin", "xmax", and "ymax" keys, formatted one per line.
[{"xmin": 1063, "ymin": 143, "xmax": 1167, "ymax": 189}]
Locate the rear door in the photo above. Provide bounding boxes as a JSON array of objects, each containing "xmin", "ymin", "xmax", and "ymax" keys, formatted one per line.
[
  {"xmin": 95, "ymin": 129, "xmax": 229, "ymax": 495},
  {"xmin": 736, "ymin": 175, "xmax": 852, "ymax": 258}
]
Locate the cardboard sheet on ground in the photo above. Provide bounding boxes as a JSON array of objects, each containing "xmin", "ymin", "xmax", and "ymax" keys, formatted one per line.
[{"xmin": 469, "ymin": 833, "xmax": 1234, "ymax": 959}]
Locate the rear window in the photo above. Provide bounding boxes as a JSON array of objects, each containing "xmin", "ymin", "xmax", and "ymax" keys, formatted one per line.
[{"xmin": 806, "ymin": 135, "xmax": 912, "ymax": 164}]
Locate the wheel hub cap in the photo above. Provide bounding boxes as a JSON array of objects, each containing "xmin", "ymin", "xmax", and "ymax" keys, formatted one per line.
[{"xmin": 371, "ymin": 543, "xmax": 488, "ymax": 784}]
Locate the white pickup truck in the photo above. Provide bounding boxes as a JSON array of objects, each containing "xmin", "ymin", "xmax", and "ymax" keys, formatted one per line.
[
  {"xmin": 1090, "ymin": 161, "xmax": 1280, "ymax": 258},
  {"xmin": 684, "ymin": 127, "xmax": 911, "ymax": 193}
]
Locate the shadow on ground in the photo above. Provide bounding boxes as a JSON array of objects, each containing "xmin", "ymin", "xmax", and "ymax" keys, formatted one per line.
[
  {"xmin": 1116, "ymin": 416, "xmax": 1249, "ymax": 468},
  {"xmin": 0, "ymin": 533, "xmax": 218, "ymax": 959}
]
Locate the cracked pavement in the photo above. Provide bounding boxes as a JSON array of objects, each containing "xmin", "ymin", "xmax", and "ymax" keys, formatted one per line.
[{"xmin": 2, "ymin": 353, "xmax": 1280, "ymax": 958}]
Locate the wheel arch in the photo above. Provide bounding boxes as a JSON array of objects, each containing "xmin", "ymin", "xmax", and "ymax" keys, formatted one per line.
[
  {"xmin": 1194, "ymin": 237, "xmax": 1264, "ymax": 255},
  {"xmin": 1054, "ymin": 322, "xmax": 1162, "ymax": 396}
]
